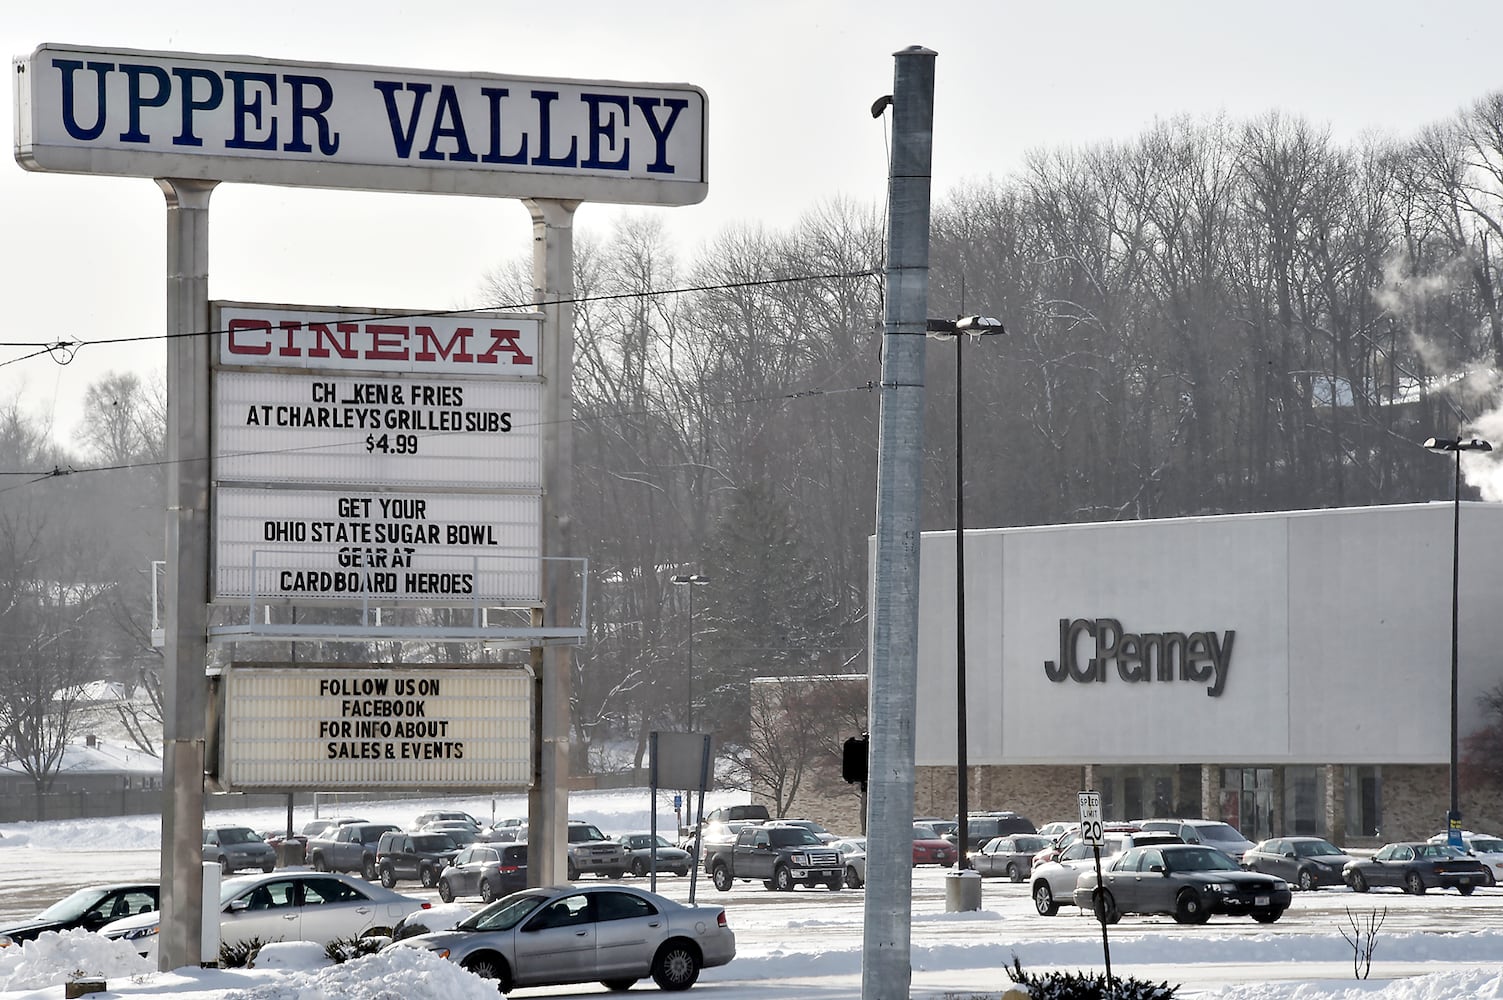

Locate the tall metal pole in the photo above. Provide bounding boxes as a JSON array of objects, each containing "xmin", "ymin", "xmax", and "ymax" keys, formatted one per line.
[
  {"xmin": 687, "ymin": 585, "xmax": 695, "ymax": 731},
  {"xmin": 953, "ymin": 338, "xmax": 969, "ymax": 870},
  {"xmin": 863, "ymin": 44, "xmax": 935, "ymax": 1000},
  {"xmin": 1449, "ymin": 448, "xmax": 1461, "ymax": 840},
  {"xmin": 157, "ymin": 176, "xmax": 217, "ymax": 971}
]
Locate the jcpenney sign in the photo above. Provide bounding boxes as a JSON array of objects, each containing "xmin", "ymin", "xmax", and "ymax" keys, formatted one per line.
[
  {"xmin": 14, "ymin": 45, "xmax": 707, "ymax": 204},
  {"xmin": 1043, "ymin": 617, "xmax": 1235, "ymax": 698}
]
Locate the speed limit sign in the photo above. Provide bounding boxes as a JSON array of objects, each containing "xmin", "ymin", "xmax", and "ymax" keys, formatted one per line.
[{"xmin": 1078, "ymin": 790, "xmax": 1104, "ymax": 846}]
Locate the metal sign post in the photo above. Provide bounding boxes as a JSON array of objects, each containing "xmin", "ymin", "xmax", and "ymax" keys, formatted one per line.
[{"xmin": 1079, "ymin": 790, "xmax": 1112, "ymax": 990}]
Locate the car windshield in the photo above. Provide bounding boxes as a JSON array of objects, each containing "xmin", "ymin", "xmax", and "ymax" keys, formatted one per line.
[
  {"xmin": 1164, "ymin": 848, "xmax": 1239, "ymax": 872},
  {"xmin": 1470, "ymin": 838, "xmax": 1503, "ymax": 853},
  {"xmin": 913, "ymin": 825, "xmax": 940, "ymax": 839},
  {"xmin": 768, "ymin": 828, "xmax": 822, "ymax": 847},
  {"xmin": 1293, "ymin": 840, "xmax": 1343, "ymax": 858},
  {"xmin": 412, "ymin": 834, "xmax": 454, "ymax": 852},
  {"xmin": 219, "ymin": 828, "xmax": 263, "ymax": 845},
  {"xmin": 1418, "ymin": 844, "xmax": 1467, "ymax": 859},
  {"xmin": 1197, "ymin": 823, "xmax": 1249, "ymax": 845},
  {"xmin": 460, "ymin": 891, "xmax": 547, "ymax": 931},
  {"xmin": 567, "ymin": 824, "xmax": 608, "ymax": 842},
  {"xmin": 1014, "ymin": 836, "xmax": 1050, "ymax": 852},
  {"xmin": 35, "ymin": 887, "xmax": 110, "ymax": 921}
]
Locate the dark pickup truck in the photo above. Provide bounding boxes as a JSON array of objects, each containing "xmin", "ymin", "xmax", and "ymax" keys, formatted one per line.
[{"xmin": 705, "ymin": 823, "xmax": 845, "ymax": 892}]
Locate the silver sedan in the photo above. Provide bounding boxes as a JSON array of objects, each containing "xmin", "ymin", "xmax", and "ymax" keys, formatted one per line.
[{"xmin": 390, "ymin": 882, "xmax": 736, "ymax": 992}]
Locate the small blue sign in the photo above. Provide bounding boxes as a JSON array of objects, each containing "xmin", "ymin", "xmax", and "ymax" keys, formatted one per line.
[{"xmin": 674, "ymin": 794, "xmax": 683, "ymax": 810}]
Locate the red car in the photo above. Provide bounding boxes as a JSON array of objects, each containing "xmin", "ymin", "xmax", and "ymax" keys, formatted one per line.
[{"xmin": 912, "ymin": 824, "xmax": 959, "ymax": 866}]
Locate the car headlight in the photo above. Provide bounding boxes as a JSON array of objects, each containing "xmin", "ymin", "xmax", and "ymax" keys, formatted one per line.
[
  {"xmin": 1201, "ymin": 882, "xmax": 1229, "ymax": 892},
  {"xmin": 0, "ymin": 935, "xmax": 13, "ymax": 948},
  {"xmin": 1272, "ymin": 880, "xmax": 1288, "ymax": 890},
  {"xmin": 790, "ymin": 853, "xmax": 810, "ymax": 866},
  {"xmin": 122, "ymin": 924, "xmax": 160, "ymax": 942}
]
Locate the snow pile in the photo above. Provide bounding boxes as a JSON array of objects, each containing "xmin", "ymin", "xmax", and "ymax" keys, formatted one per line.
[
  {"xmin": 0, "ymin": 928, "xmax": 154, "ymax": 991},
  {"xmin": 223, "ymin": 947, "xmax": 497, "ymax": 1000}
]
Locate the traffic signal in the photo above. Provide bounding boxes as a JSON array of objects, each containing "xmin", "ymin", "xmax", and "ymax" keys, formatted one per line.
[{"xmin": 842, "ymin": 733, "xmax": 869, "ymax": 786}]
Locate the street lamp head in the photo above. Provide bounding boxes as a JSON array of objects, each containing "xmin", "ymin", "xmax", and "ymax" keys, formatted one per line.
[
  {"xmin": 1425, "ymin": 437, "xmax": 1494, "ymax": 453},
  {"xmin": 954, "ymin": 315, "xmax": 1006, "ymax": 339},
  {"xmin": 671, "ymin": 574, "xmax": 710, "ymax": 585}
]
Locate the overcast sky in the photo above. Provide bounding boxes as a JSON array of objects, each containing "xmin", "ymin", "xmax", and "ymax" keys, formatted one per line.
[{"xmin": 6, "ymin": 0, "xmax": 1503, "ymax": 448}]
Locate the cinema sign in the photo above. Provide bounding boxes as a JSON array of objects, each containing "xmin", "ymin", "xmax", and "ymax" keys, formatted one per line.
[{"xmin": 15, "ymin": 44, "xmax": 707, "ymax": 204}]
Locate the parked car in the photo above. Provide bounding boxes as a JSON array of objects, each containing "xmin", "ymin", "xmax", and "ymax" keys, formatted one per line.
[
  {"xmin": 682, "ymin": 820, "xmax": 749, "ymax": 854},
  {"xmin": 479, "ymin": 817, "xmax": 527, "ymax": 842},
  {"xmin": 1030, "ymin": 831, "xmax": 1183, "ymax": 916},
  {"xmin": 831, "ymin": 837, "xmax": 867, "ymax": 889},
  {"xmin": 101, "ymin": 871, "xmax": 429, "ymax": 959},
  {"xmin": 765, "ymin": 819, "xmax": 838, "ymax": 844},
  {"xmin": 202, "ymin": 826, "xmax": 277, "ymax": 875},
  {"xmin": 388, "ymin": 882, "xmax": 736, "ymax": 992},
  {"xmin": 969, "ymin": 834, "xmax": 1052, "ymax": 881},
  {"xmin": 910, "ymin": 824, "xmax": 959, "ymax": 867},
  {"xmin": 703, "ymin": 804, "xmax": 771, "ymax": 825},
  {"xmin": 566, "ymin": 821, "xmax": 631, "ymax": 879},
  {"xmin": 438, "ymin": 843, "xmax": 530, "ymax": 903},
  {"xmin": 298, "ymin": 817, "xmax": 367, "ymax": 840},
  {"xmin": 1241, "ymin": 837, "xmax": 1359, "ymax": 891},
  {"xmin": 947, "ymin": 812, "xmax": 1036, "ymax": 853},
  {"xmin": 1033, "ymin": 823, "xmax": 1142, "ymax": 868},
  {"xmin": 914, "ymin": 816, "xmax": 958, "ymax": 839},
  {"xmin": 413, "ymin": 810, "xmax": 481, "ymax": 830},
  {"xmin": 1343, "ymin": 841, "xmax": 1487, "ymax": 895},
  {"xmin": 1035, "ymin": 821, "xmax": 1078, "ymax": 840},
  {"xmin": 0, "ymin": 883, "xmax": 158, "ymax": 948},
  {"xmin": 421, "ymin": 820, "xmax": 479, "ymax": 848},
  {"xmin": 1134, "ymin": 819, "xmax": 1256, "ymax": 862},
  {"xmin": 1428, "ymin": 831, "xmax": 1503, "ymax": 886},
  {"xmin": 617, "ymin": 833, "xmax": 693, "ymax": 877},
  {"xmin": 307, "ymin": 821, "xmax": 401, "ymax": 879},
  {"xmin": 376, "ymin": 830, "xmax": 460, "ymax": 888},
  {"xmin": 1074, "ymin": 843, "xmax": 1290, "ymax": 924}
]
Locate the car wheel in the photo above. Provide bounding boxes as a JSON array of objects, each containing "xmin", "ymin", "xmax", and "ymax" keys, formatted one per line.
[
  {"xmin": 1460, "ymin": 883, "xmax": 1477, "ymax": 896},
  {"xmin": 462, "ymin": 952, "xmax": 513, "ymax": 993},
  {"xmin": 480, "ymin": 878, "xmax": 497, "ymax": 903},
  {"xmin": 711, "ymin": 864, "xmax": 733, "ymax": 892},
  {"xmin": 608, "ymin": 869, "xmax": 624, "ymax": 880},
  {"xmin": 1485, "ymin": 869, "xmax": 1498, "ymax": 888},
  {"xmin": 1033, "ymin": 881, "xmax": 1058, "ymax": 916},
  {"xmin": 1349, "ymin": 870, "xmax": 1368, "ymax": 892},
  {"xmin": 219, "ymin": 857, "xmax": 233, "ymax": 876},
  {"xmin": 1405, "ymin": 871, "xmax": 1426, "ymax": 895},
  {"xmin": 631, "ymin": 858, "xmax": 647, "ymax": 877},
  {"xmin": 310, "ymin": 853, "xmax": 326, "ymax": 873},
  {"xmin": 773, "ymin": 865, "xmax": 794, "ymax": 892},
  {"xmin": 261, "ymin": 863, "xmax": 275, "ymax": 874},
  {"xmin": 651, "ymin": 940, "xmax": 701, "ymax": 991},
  {"xmin": 438, "ymin": 879, "xmax": 454, "ymax": 904},
  {"xmin": 1251, "ymin": 908, "xmax": 1284, "ymax": 923},
  {"xmin": 601, "ymin": 979, "xmax": 638, "ymax": 991},
  {"xmin": 826, "ymin": 877, "xmax": 843, "ymax": 891},
  {"xmin": 380, "ymin": 866, "xmax": 396, "ymax": 888},
  {"xmin": 567, "ymin": 859, "xmax": 580, "ymax": 881},
  {"xmin": 1092, "ymin": 888, "xmax": 1120, "ymax": 925},
  {"xmin": 1174, "ymin": 889, "xmax": 1209, "ymax": 925},
  {"xmin": 1006, "ymin": 863, "xmax": 1022, "ymax": 883},
  {"xmin": 421, "ymin": 866, "xmax": 439, "ymax": 889},
  {"xmin": 845, "ymin": 865, "xmax": 864, "ymax": 890},
  {"xmin": 1297, "ymin": 869, "xmax": 1317, "ymax": 892},
  {"xmin": 362, "ymin": 857, "xmax": 378, "ymax": 881}
]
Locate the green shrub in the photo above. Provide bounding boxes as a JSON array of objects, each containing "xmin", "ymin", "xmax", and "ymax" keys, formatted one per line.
[
  {"xmin": 1004, "ymin": 955, "xmax": 1180, "ymax": 1000},
  {"xmin": 325, "ymin": 935, "xmax": 385, "ymax": 964},
  {"xmin": 219, "ymin": 938, "xmax": 266, "ymax": 968}
]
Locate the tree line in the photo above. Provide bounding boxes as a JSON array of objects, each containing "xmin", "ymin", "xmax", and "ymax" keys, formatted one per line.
[{"xmin": 4, "ymin": 93, "xmax": 1503, "ymax": 804}]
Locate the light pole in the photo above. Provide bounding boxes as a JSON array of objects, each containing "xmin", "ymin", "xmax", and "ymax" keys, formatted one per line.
[
  {"xmin": 926, "ymin": 315, "xmax": 1006, "ymax": 873},
  {"xmin": 671, "ymin": 574, "xmax": 710, "ymax": 731},
  {"xmin": 1423, "ymin": 435, "xmax": 1492, "ymax": 848}
]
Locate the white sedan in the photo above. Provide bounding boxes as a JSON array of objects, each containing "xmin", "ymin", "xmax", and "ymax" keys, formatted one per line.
[
  {"xmin": 100, "ymin": 871, "xmax": 429, "ymax": 959},
  {"xmin": 830, "ymin": 837, "xmax": 867, "ymax": 889}
]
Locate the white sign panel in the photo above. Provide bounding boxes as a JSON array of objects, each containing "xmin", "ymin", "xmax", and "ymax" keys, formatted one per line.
[
  {"xmin": 217, "ymin": 305, "xmax": 541, "ymax": 377},
  {"xmin": 214, "ymin": 370, "xmax": 540, "ymax": 488},
  {"xmin": 221, "ymin": 665, "xmax": 532, "ymax": 790},
  {"xmin": 215, "ymin": 487, "xmax": 540, "ymax": 602},
  {"xmin": 1078, "ymin": 791, "xmax": 1103, "ymax": 846},
  {"xmin": 16, "ymin": 45, "xmax": 708, "ymax": 205}
]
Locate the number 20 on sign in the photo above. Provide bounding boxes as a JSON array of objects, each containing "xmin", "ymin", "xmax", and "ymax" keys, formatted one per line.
[{"xmin": 1078, "ymin": 790, "xmax": 1104, "ymax": 846}]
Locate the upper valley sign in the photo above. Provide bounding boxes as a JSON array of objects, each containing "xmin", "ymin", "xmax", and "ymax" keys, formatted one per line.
[
  {"xmin": 14, "ymin": 44, "xmax": 708, "ymax": 204},
  {"xmin": 1044, "ymin": 617, "xmax": 1236, "ymax": 698}
]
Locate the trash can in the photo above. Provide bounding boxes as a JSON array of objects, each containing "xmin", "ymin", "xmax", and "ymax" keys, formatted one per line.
[
  {"xmin": 945, "ymin": 869, "xmax": 982, "ymax": 912},
  {"xmin": 276, "ymin": 840, "xmax": 305, "ymax": 867}
]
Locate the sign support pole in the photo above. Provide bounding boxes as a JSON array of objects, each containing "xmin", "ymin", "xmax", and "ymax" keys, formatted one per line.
[
  {"xmin": 525, "ymin": 198, "xmax": 580, "ymax": 886},
  {"xmin": 157, "ymin": 177, "xmax": 217, "ymax": 971}
]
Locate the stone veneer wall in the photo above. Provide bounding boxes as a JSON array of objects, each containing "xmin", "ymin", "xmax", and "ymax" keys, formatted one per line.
[{"xmin": 1378, "ymin": 765, "xmax": 1503, "ymax": 845}]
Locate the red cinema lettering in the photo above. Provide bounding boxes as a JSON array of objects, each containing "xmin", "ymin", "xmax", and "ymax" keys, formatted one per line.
[
  {"xmin": 277, "ymin": 321, "xmax": 305, "ymax": 357},
  {"xmin": 414, "ymin": 325, "xmax": 475, "ymax": 363},
  {"xmin": 365, "ymin": 324, "xmax": 410, "ymax": 361},
  {"xmin": 304, "ymin": 322, "xmax": 360, "ymax": 360},
  {"xmin": 476, "ymin": 328, "xmax": 534, "ymax": 366},
  {"xmin": 226, "ymin": 318, "xmax": 273, "ymax": 355}
]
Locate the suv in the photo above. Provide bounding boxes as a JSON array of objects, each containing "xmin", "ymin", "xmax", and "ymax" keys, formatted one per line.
[
  {"xmin": 949, "ymin": 812, "xmax": 1036, "ymax": 852},
  {"xmin": 202, "ymin": 826, "xmax": 277, "ymax": 875},
  {"xmin": 376, "ymin": 830, "xmax": 461, "ymax": 888},
  {"xmin": 307, "ymin": 821, "xmax": 400, "ymax": 879},
  {"xmin": 565, "ymin": 821, "xmax": 630, "ymax": 879},
  {"xmin": 1135, "ymin": 819, "xmax": 1256, "ymax": 861},
  {"xmin": 413, "ymin": 810, "xmax": 481, "ymax": 830},
  {"xmin": 704, "ymin": 804, "xmax": 771, "ymax": 825},
  {"xmin": 438, "ymin": 843, "xmax": 529, "ymax": 903}
]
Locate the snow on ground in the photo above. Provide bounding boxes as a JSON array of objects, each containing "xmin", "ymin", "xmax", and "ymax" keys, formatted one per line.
[{"xmin": 1, "ymin": 788, "xmax": 1499, "ymax": 999}]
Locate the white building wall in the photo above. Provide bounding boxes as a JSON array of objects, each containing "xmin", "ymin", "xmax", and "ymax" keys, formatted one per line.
[{"xmin": 914, "ymin": 502, "xmax": 1503, "ymax": 768}]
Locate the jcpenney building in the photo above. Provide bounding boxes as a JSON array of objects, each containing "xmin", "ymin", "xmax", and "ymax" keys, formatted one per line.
[{"xmin": 910, "ymin": 502, "xmax": 1503, "ymax": 846}]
